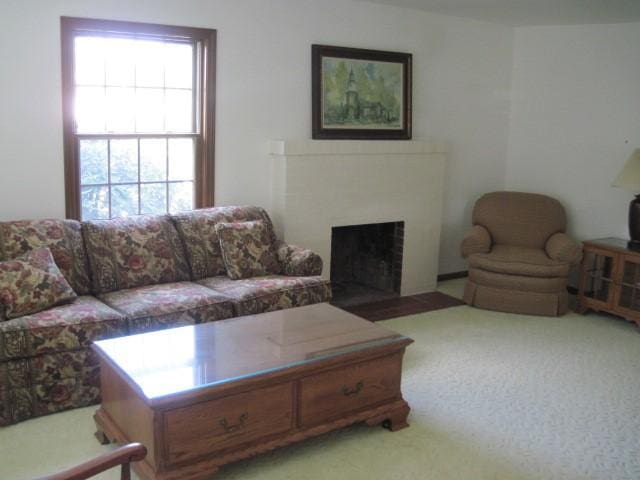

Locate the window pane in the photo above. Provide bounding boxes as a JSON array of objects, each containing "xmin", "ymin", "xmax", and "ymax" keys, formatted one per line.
[
  {"xmin": 74, "ymin": 37, "xmax": 105, "ymax": 86},
  {"xmin": 169, "ymin": 182, "xmax": 193, "ymax": 213},
  {"xmin": 81, "ymin": 185, "xmax": 110, "ymax": 220},
  {"xmin": 136, "ymin": 88, "xmax": 165, "ymax": 132},
  {"xmin": 111, "ymin": 184, "xmax": 139, "ymax": 218},
  {"xmin": 105, "ymin": 38, "xmax": 135, "ymax": 86},
  {"xmin": 75, "ymin": 86, "xmax": 106, "ymax": 133},
  {"xmin": 110, "ymin": 139, "xmax": 138, "ymax": 183},
  {"xmin": 80, "ymin": 139, "xmax": 108, "ymax": 184},
  {"xmin": 165, "ymin": 89, "xmax": 193, "ymax": 132},
  {"xmin": 106, "ymin": 87, "xmax": 136, "ymax": 132},
  {"xmin": 165, "ymin": 43, "xmax": 193, "ymax": 88},
  {"xmin": 168, "ymin": 138, "xmax": 194, "ymax": 181},
  {"xmin": 64, "ymin": 21, "xmax": 214, "ymax": 222},
  {"xmin": 141, "ymin": 183, "xmax": 167, "ymax": 215},
  {"xmin": 136, "ymin": 40, "xmax": 165, "ymax": 88},
  {"xmin": 140, "ymin": 139, "xmax": 167, "ymax": 181}
]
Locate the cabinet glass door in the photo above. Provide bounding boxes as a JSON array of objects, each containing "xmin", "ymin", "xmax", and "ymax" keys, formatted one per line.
[
  {"xmin": 615, "ymin": 255, "xmax": 640, "ymax": 316},
  {"xmin": 581, "ymin": 250, "xmax": 615, "ymax": 306}
]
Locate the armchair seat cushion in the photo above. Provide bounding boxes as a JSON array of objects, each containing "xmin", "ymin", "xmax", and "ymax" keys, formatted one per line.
[
  {"xmin": 469, "ymin": 245, "xmax": 570, "ymax": 278},
  {"xmin": 98, "ymin": 282, "xmax": 235, "ymax": 334},
  {"xmin": 198, "ymin": 275, "xmax": 332, "ymax": 316},
  {"xmin": 0, "ymin": 296, "xmax": 127, "ymax": 361}
]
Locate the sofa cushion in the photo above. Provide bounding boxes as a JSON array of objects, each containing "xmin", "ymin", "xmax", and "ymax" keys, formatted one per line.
[
  {"xmin": 0, "ymin": 248, "xmax": 77, "ymax": 319},
  {"xmin": 216, "ymin": 221, "xmax": 281, "ymax": 280},
  {"xmin": 469, "ymin": 245, "xmax": 571, "ymax": 278},
  {"xmin": 0, "ymin": 296, "xmax": 127, "ymax": 361},
  {"xmin": 0, "ymin": 219, "xmax": 91, "ymax": 295},
  {"xmin": 98, "ymin": 282, "xmax": 235, "ymax": 334},
  {"xmin": 198, "ymin": 275, "xmax": 332, "ymax": 316},
  {"xmin": 83, "ymin": 215, "xmax": 191, "ymax": 294},
  {"xmin": 171, "ymin": 206, "xmax": 277, "ymax": 280}
]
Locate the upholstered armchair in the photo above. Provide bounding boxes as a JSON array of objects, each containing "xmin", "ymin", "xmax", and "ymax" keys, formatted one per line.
[{"xmin": 460, "ymin": 191, "xmax": 582, "ymax": 316}]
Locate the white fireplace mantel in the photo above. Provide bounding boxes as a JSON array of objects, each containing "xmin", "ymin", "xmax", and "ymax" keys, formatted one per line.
[
  {"xmin": 268, "ymin": 140, "xmax": 447, "ymax": 295},
  {"xmin": 269, "ymin": 139, "xmax": 448, "ymax": 156}
]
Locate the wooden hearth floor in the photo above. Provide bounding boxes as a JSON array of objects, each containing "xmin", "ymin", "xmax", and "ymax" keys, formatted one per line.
[{"xmin": 335, "ymin": 292, "xmax": 465, "ymax": 322}]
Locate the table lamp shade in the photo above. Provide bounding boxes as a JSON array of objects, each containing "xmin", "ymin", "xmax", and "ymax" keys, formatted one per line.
[
  {"xmin": 613, "ymin": 149, "xmax": 640, "ymax": 191},
  {"xmin": 613, "ymin": 149, "xmax": 640, "ymax": 250}
]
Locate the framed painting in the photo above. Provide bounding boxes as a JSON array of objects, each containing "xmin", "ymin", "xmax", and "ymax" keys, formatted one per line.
[{"xmin": 312, "ymin": 44, "xmax": 412, "ymax": 140}]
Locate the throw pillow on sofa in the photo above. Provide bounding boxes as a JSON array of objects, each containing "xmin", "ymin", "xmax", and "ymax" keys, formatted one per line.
[
  {"xmin": 215, "ymin": 220, "xmax": 281, "ymax": 279},
  {"xmin": 0, "ymin": 247, "xmax": 77, "ymax": 319}
]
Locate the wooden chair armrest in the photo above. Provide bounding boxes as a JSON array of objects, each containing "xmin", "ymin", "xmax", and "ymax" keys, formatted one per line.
[{"xmin": 37, "ymin": 443, "xmax": 147, "ymax": 480}]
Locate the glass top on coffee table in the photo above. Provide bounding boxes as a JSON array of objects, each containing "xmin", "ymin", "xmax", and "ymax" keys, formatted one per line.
[{"xmin": 93, "ymin": 303, "xmax": 410, "ymax": 400}]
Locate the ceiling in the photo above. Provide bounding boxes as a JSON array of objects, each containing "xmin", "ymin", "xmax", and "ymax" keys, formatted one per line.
[{"xmin": 358, "ymin": 0, "xmax": 640, "ymax": 26}]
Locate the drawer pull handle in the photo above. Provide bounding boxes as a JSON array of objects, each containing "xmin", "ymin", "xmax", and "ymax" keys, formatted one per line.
[
  {"xmin": 341, "ymin": 381, "xmax": 364, "ymax": 396},
  {"xmin": 219, "ymin": 413, "xmax": 248, "ymax": 433}
]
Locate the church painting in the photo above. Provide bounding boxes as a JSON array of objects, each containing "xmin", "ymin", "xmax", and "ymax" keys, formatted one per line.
[
  {"xmin": 323, "ymin": 57, "xmax": 402, "ymax": 128},
  {"xmin": 312, "ymin": 45, "xmax": 412, "ymax": 139}
]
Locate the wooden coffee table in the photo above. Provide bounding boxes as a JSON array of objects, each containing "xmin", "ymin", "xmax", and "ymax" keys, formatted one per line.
[{"xmin": 93, "ymin": 303, "xmax": 413, "ymax": 480}]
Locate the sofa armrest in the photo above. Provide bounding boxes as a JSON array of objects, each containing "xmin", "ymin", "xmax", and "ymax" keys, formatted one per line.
[
  {"xmin": 545, "ymin": 233, "xmax": 582, "ymax": 264},
  {"xmin": 460, "ymin": 225, "xmax": 491, "ymax": 258},
  {"xmin": 276, "ymin": 240, "xmax": 323, "ymax": 276}
]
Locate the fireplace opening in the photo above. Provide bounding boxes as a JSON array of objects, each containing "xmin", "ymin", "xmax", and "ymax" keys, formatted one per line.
[{"xmin": 330, "ymin": 221, "xmax": 404, "ymax": 307}]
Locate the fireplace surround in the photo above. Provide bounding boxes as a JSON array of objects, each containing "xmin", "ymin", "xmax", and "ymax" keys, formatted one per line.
[{"xmin": 269, "ymin": 140, "xmax": 446, "ymax": 295}]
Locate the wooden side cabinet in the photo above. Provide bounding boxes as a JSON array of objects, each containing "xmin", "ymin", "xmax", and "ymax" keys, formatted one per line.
[{"xmin": 578, "ymin": 237, "xmax": 640, "ymax": 326}]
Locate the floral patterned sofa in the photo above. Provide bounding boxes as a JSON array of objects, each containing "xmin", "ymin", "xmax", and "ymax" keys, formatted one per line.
[{"xmin": 0, "ymin": 206, "xmax": 330, "ymax": 425}]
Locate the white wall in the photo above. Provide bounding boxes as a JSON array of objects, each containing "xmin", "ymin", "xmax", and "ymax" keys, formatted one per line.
[
  {"xmin": 0, "ymin": 0, "xmax": 513, "ymax": 275},
  {"xmin": 507, "ymin": 23, "xmax": 640, "ymax": 242}
]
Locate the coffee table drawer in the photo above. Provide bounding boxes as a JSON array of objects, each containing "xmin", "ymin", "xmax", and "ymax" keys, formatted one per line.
[
  {"xmin": 299, "ymin": 353, "xmax": 402, "ymax": 426},
  {"xmin": 164, "ymin": 382, "xmax": 294, "ymax": 464}
]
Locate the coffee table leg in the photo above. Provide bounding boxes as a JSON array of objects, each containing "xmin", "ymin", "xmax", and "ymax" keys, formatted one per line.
[
  {"xmin": 95, "ymin": 429, "xmax": 110, "ymax": 445},
  {"xmin": 365, "ymin": 402, "xmax": 410, "ymax": 432},
  {"xmin": 94, "ymin": 412, "xmax": 111, "ymax": 445},
  {"xmin": 382, "ymin": 408, "xmax": 410, "ymax": 431}
]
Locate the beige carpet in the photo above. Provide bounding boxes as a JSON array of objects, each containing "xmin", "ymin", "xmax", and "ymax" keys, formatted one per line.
[{"xmin": 2, "ymin": 279, "xmax": 639, "ymax": 480}]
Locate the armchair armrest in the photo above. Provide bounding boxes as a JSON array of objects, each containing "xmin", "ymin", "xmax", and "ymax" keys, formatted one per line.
[
  {"xmin": 276, "ymin": 240, "xmax": 323, "ymax": 276},
  {"xmin": 545, "ymin": 232, "xmax": 582, "ymax": 264},
  {"xmin": 460, "ymin": 225, "xmax": 491, "ymax": 258},
  {"xmin": 38, "ymin": 443, "xmax": 147, "ymax": 480}
]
